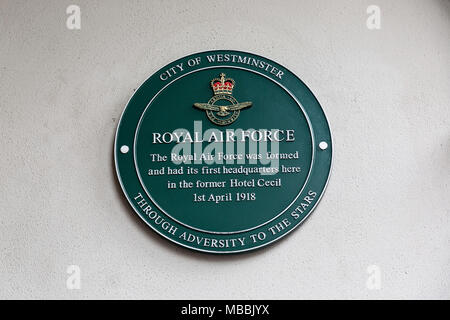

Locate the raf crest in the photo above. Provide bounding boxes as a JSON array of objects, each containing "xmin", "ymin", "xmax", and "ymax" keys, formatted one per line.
[{"xmin": 194, "ymin": 73, "xmax": 252, "ymax": 126}]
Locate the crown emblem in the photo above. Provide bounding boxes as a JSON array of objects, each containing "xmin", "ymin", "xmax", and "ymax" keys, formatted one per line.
[
  {"xmin": 194, "ymin": 73, "xmax": 252, "ymax": 126},
  {"xmin": 211, "ymin": 73, "xmax": 235, "ymax": 95}
]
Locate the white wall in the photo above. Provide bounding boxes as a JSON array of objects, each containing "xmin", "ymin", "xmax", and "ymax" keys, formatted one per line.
[{"xmin": 0, "ymin": 0, "xmax": 449, "ymax": 299}]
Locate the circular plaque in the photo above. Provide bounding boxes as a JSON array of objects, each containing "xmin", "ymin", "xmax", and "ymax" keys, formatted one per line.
[{"xmin": 115, "ymin": 50, "xmax": 332, "ymax": 253}]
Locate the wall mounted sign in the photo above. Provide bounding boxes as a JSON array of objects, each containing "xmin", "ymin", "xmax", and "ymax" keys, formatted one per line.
[{"xmin": 115, "ymin": 50, "xmax": 332, "ymax": 254}]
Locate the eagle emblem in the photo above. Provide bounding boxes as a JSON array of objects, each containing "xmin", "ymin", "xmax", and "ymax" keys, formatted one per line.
[{"xmin": 193, "ymin": 73, "xmax": 252, "ymax": 126}]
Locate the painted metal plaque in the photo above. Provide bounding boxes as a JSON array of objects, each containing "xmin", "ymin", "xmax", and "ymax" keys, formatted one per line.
[{"xmin": 115, "ymin": 50, "xmax": 332, "ymax": 253}]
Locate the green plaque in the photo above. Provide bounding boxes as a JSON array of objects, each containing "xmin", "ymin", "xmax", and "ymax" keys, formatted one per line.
[{"xmin": 115, "ymin": 50, "xmax": 332, "ymax": 253}]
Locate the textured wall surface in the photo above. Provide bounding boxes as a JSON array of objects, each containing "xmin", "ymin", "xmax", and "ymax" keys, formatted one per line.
[{"xmin": 0, "ymin": 0, "xmax": 449, "ymax": 299}]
